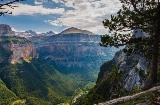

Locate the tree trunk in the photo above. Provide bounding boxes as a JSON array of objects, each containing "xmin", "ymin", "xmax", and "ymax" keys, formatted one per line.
[
  {"xmin": 150, "ymin": 34, "xmax": 159, "ymax": 86},
  {"xmin": 149, "ymin": 4, "xmax": 160, "ymax": 87},
  {"xmin": 96, "ymin": 86, "xmax": 160, "ymax": 105}
]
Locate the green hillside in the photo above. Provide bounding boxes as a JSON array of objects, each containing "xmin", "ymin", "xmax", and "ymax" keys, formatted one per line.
[
  {"xmin": 0, "ymin": 59, "xmax": 79, "ymax": 105},
  {"xmin": 0, "ymin": 79, "xmax": 22, "ymax": 105}
]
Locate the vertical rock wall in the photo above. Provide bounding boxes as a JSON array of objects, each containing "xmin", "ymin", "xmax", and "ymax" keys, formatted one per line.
[{"xmin": 0, "ymin": 41, "xmax": 38, "ymax": 64}]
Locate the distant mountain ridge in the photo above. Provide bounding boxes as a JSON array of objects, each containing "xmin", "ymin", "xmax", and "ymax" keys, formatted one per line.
[
  {"xmin": 15, "ymin": 30, "xmax": 55, "ymax": 38},
  {"xmin": 59, "ymin": 27, "xmax": 95, "ymax": 35}
]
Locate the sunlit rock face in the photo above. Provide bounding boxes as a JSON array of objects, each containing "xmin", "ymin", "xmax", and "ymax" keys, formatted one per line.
[
  {"xmin": 0, "ymin": 24, "xmax": 38, "ymax": 64},
  {"xmin": 113, "ymin": 50, "xmax": 148, "ymax": 91},
  {"xmin": 0, "ymin": 42, "xmax": 37, "ymax": 64},
  {"xmin": 0, "ymin": 24, "xmax": 15, "ymax": 36},
  {"xmin": 0, "ymin": 37, "xmax": 38, "ymax": 64},
  {"xmin": 97, "ymin": 28, "xmax": 150, "ymax": 91}
]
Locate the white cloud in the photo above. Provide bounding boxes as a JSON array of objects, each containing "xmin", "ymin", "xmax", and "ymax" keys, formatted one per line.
[
  {"xmin": 45, "ymin": 0, "xmax": 122, "ymax": 34},
  {"xmin": 34, "ymin": 0, "xmax": 43, "ymax": 5},
  {"xmin": 3, "ymin": 0, "xmax": 122, "ymax": 34},
  {"xmin": 12, "ymin": 28, "xmax": 18, "ymax": 32},
  {"xmin": 45, "ymin": 20, "xmax": 63, "ymax": 26},
  {"xmin": 1, "ymin": 3, "xmax": 65, "ymax": 15}
]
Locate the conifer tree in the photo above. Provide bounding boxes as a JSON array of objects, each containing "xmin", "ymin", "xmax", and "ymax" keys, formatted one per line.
[{"xmin": 100, "ymin": 0, "xmax": 160, "ymax": 88}]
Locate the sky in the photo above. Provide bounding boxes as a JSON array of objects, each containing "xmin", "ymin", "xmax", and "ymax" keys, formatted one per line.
[{"xmin": 0, "ymin": 0, "xmax": 122, "ymax": 34}]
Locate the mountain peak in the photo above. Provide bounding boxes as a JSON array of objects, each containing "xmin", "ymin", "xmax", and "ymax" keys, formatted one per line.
[
  {"xmin": 0, "ymin": 24, "xmax": 15, "ymax": 36},
  {"xmin": 59, "ymin": 27, "xmax": 95, "ymax": 35}
]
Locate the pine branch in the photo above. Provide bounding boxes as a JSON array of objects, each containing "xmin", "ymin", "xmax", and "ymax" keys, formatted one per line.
[{"xmin": 0, "ymin": 0, "xmax": 25, "ymax": 16}]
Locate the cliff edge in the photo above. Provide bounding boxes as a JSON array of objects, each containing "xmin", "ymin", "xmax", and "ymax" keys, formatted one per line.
[{"xmin": 0, "ymin": 24, "xmax": 38, "ymax": 64}]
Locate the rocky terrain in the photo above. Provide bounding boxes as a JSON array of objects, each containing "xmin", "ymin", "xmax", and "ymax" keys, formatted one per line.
[
  {"xmin": 78, "ymin": 49, "xmax": 150, "ymax": 105},
  {"xmin": 33, "ymin": 28, "xmax": 121, "ymax": 77},
  {"xmin": 113, "ymin": 50, "xmax": 148, "ymax": 91},
  {"xmin": 78, "ymin": 29, "xmax": 151, "ymax": 105},
  {"xmin": 0, "ymin": 24, "xmax": 80, "ymax": 104},
  {"xmin": 0, "ymin": 24, "xmax": 38, "ymax": 64},
  {"xmin": 0, "ymin": 24, "xmax": 15, "ymax": 36}
]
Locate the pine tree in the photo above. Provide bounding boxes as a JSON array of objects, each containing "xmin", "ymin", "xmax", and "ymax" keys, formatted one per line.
[{"xmin": 100, "ymin": 0, "xmax": 160, "ymax": 88}]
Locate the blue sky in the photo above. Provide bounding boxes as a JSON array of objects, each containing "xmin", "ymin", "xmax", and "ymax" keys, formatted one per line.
[{"xmin": 0, "ymin": 0, "xmax": 122, "ymax": 34}]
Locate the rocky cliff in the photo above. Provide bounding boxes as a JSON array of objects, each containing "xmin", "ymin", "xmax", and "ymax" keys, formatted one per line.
[
  {"xmin": 0, "ymin": 24, "xmax": 38, "ymax": 64},
  {"xmin": 78, "ymin": 50, "xmax": 149, "ymax": 105},
  {"xmin": 0, "ymin": 24, "xmax": 15, "ymax": 36},
  {"xmin": 35, "ymin": 33, "xmax": 120, "ymax": 76},
  {"xmin": 97, "ymin": 50, "xmax": 149, "ymax": 91},
  {"xmin": 0, "ymin": 36, "xmax": 38, "ymax": 64},
  {"xmin": 110, "ymin": 50, "xmax": 148, "ymax": 91}
]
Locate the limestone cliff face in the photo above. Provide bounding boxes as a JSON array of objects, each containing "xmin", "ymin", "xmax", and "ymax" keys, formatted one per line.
[
  {"xmin": 28, "ymin": 28, "xmax": 121, "ymax": 80},
  {"xmin": 114, "ymin": 50, "xmax": 148, "ymax": 91},
  {"xmin": 35, "ymin": 33, "xmax": 120, "ymax": 75},
  {"xmin": 97, "ymin": 50, "xmax": 149, "ymax": 91},
  {"xmin": 0, "ymin": 36, "xmax": 38, "ymax": 64},
  {"xmin": 0, "ymin": 24, "xmax": 15, "ymax": 36},
  {"xmin": 0, "ymin": 24, "xmax": 38, "ymax": 64}
]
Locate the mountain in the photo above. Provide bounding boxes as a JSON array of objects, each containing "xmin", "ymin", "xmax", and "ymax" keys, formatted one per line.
[
  {"xmin": 59, "ymin": 27, "xmax": 95, "ymax": 35},
  {"xmin": 0, "ymin": 36, "xmax": 38, "ymax": 64},
  {"xmin": 0, "ymin": 24, "xmax": 122, "ymax": 104},
  {"xmin": 15, "ymin": 30, "xmax": 55, "ymax": 38},
  {"xmin": 28, "ymin": 27, "xmax": 122, "ymax": 83},
  {"xmin": 78, "ymin": 50, "xmax": 150, "ymax": 105},
  {"xmin": 0, "ymin": 24, "xmax": 15, "ymax": 36},
  {"xmin": 35, "ymin": 33, "xmax": 120, "ymax": 79},
  {"xmin": 0, "ymin": 25, "xmax": 80, "ymax": 104},
  {"xmin": 43, "ymin": 31, "xmax": 55, "ymax": 36},
  {"xmin": 27, "ymin": 28, "xmax": 122, "ymax": 104},
  {"xmin": 78, "ymin": 29, "xmax": 151, "ymax": 105}
]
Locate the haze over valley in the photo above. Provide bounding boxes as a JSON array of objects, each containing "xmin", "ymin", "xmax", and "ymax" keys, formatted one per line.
[{"xmin": 0, "ymin": 24, "xmax": 121, "ymax": 104}]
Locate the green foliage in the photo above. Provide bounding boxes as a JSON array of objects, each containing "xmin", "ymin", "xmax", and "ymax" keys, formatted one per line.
[
  {"xmin": 100, "ymin": 0, "xmax": 160, "ymax": 88},
  {"xmin": 0, "ymin": 79, "xmax": 19, "ymax": 105},
  {"xmin": 100, "ymin": 0, "xmax": 160, "ymax": 59},
  {"xmin": 79, "ymin": 65, "xmax": 126, "ymax": 105},
  {"xmin": 0, "ymin": 36, "xmax": 29, "ymax": 44},
  {"xmin": 97, "ymin": 60, "xmax": 113, "ymax": 82},
  {"xmin": 0, "ymin": 59, "xmax": 79, "ymax": 104},
  {"xmin": 0, "ymin": 46, "xmax": 12, "ymax": 63}
]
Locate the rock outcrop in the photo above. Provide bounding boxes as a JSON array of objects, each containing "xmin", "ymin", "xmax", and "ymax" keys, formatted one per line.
[
  {"xmin": 97, "ymin": 50, "xmax": 149, "ymax": 91},
  {"xmin": 0, "ymin": 24, "xmax": 38, "ymax": 64},
  {"xmin": 113, "ymin": 50, "xmax": 148, "ymax": 91},
  {"xmin": 0, "ymin": 24, "xmax": 15, "ymax": 36},
  {"xmin": 0, "ymin": 36, "xmax": 38, "ymax": 64}
]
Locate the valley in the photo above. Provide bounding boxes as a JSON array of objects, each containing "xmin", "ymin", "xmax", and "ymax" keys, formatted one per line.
[
  {"xmin": 1, "ymin": 1, "xmax": 160, "ymax": 105},
  {"xmin": 0, "ymin": 24, "xmax": 121, "ymax": 104}
]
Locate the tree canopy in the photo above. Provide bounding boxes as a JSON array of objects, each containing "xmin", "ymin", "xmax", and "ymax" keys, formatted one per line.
[{"xmin": 100, "ymin": 0, "xmax": 160, "ymax": 88}]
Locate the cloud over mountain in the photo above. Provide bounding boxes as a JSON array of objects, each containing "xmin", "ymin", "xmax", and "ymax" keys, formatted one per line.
[
  {"xmin": 44, "ymin": 0, "xmax": 122, "ymax": 34},
  {"xmin": 0, "ymin": 0, "xmax": 122, "ymax": 35}
]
